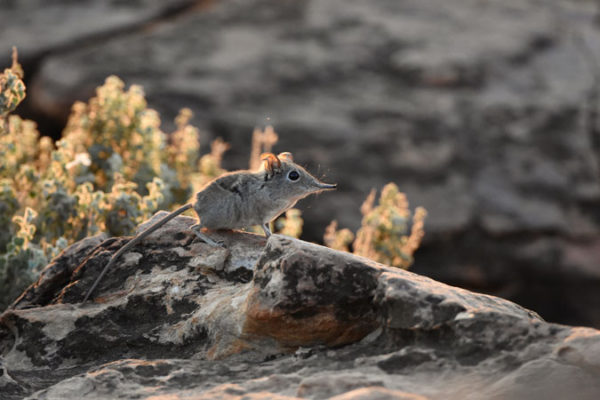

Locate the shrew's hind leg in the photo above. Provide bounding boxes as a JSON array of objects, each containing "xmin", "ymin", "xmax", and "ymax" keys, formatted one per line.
[
  {"xmin": 191, "ymin": 224, "xmax": 224, "ymax": 247},
  {"xmin": 262, "ymin": 223, "xmax": 272, "ymax": 237}
]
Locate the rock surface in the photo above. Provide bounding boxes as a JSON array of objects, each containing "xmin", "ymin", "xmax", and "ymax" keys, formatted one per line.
[
  {"xmin": 0, "ymin": 0, "xmax": 198, "ymax": 63},
  {"xmin": 1, "ymin": 215, "xmax": 600, "ymax": 399},
  {"xmin": 2, "ymin": 0, "xmax": 600, "ymax": 327}
]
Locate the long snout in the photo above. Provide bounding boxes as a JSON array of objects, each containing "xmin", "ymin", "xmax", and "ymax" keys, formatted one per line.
[{"xmin": 316, "ymin": 182, "xmax": 337, "ymax": 190}]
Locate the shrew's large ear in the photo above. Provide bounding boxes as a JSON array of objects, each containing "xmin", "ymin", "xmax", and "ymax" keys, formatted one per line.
[
  {"xmin": 260, "ymin": 152, "xmax": 282, "ymax": 179},
  {"xmin": 277, "ymin": 152, "xmax": 293, "ymax": 162}
]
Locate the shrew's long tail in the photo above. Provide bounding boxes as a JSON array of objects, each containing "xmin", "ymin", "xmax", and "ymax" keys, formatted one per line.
[{"xmin": 83, "ymin": 203, "xmax": 193, "ymax": 303}]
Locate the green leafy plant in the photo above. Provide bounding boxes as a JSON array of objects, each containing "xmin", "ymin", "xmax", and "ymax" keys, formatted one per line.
[
  {"xmin": 0, "ymin": 52, "xmax": 209, "ymax": 309},
  {"xmin": 324, "ymin": 183, "xmax": 427, "ymax": 269},
  {"xmin": 0, "ymin": 48, "xmax": 25, "ymax": 119},
  {"xmin": 0, "ymin": 208, "xmax": 65, "ymax": 309}
]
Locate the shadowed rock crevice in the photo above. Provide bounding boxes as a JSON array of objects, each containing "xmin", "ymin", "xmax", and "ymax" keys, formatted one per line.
[{"xmin": 1, "ymin": 214, "xmax": 599, "ymax": 399}]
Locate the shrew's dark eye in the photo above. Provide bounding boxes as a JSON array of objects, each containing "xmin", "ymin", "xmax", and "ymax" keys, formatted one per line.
[{"xmin": 288, "ymin": 170, "xmax": 300, "ymax": 181}]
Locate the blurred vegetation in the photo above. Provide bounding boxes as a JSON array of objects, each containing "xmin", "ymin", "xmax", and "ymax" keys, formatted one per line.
[
  {"xmin": 0, "ymin": 49, "xmax": 426, "ymax": 310},
  {"xmin": 324, "ymin": 184, "xmax": 427, "ymax": 269},
  {"xmin": 0, "ymin": 51, "xmax": 205, "ymax": 309}
]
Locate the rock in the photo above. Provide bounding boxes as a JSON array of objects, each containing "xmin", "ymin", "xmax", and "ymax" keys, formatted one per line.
[
  {"xmin": 10, "ymin": 234, "xmax": 107, "ymax": 310},
  {"xmin": 1, "ymin": 215, "xmax": 600, "ymax": 399},
  {"xmin": 2, "ymin": 0, "xmax": 599, "ymax": 328},
  {"xmin": 0, "ymin": 356, "xmax": 24, "ymax": 399},
  {"xmin": 0, "ymin": 0, "xmax": 197, "ymax": 64}
]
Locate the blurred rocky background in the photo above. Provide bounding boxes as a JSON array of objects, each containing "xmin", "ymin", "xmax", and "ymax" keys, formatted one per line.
[{"xmin": 2, "ymin": 0, "xmax": 600, "ymax": 328}]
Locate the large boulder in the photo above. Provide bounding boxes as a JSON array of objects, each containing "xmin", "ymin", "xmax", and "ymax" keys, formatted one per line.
[{"xmin": 1, "ymin": 214, "xmax": 599, "ymax": 399}]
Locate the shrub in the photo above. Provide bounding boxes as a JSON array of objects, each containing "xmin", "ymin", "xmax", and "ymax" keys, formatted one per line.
[
  {"xmin": 0, "ymin": 52, "xmax": 204, "ymax": 309},
  {"xmin": 324, "ymin": 183, "xmax": 427, "ymax": 269}
]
